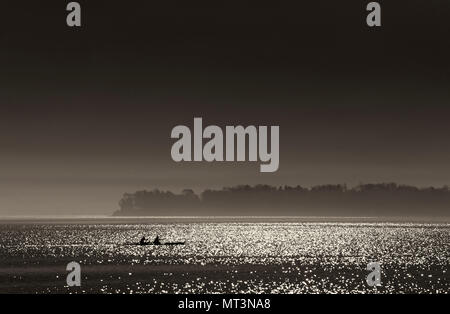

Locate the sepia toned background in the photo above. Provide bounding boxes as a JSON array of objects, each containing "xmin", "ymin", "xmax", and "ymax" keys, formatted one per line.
[{"xmin": 1, "ymin": 0, "xmax": 450, "ymax": 214}]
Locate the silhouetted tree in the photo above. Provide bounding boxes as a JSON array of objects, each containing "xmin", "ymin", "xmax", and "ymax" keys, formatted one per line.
[{"xmin": 114, "ymin": 183, "xmax": 450, "ymax": 217}]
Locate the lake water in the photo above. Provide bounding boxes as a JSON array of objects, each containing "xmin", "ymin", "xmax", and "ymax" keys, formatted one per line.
[{"xmin": 0, "ymin": 219, "xmax": 448, "ymax": 293}]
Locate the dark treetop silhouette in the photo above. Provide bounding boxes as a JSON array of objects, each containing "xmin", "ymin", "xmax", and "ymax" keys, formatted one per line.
[{"xmin": 114, "ymin": 183, "xmax": 450, "ymax": 217}]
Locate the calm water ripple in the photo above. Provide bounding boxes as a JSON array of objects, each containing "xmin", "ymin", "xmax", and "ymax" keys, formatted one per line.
[{"xmin": 0, "ymin": 222, "xmax": 448, "ymax": 293}]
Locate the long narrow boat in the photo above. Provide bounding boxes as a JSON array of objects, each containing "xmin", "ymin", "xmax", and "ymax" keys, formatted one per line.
[
  {"xmin": 126, "ymin": 241, "xmax": 185, "ymax": 246},
  {"xmin": 162, "ymin": 241, "xmax": 185, "ymax": 246}
]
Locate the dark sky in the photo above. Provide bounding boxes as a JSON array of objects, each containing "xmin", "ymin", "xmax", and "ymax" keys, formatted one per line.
[{"xmin": 1, "ymin": 0, "xmax": 450, "ymax": 215}]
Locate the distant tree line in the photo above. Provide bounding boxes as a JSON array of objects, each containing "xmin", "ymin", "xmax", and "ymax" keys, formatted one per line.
[{"xmin": 114, "ymin": 183, "xmax": 450, "ymax": 216}]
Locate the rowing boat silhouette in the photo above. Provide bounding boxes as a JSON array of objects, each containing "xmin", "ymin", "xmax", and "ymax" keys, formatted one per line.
[{"xmin": 125, "ymin": 241, "xmax": 185, "ymax": 246}]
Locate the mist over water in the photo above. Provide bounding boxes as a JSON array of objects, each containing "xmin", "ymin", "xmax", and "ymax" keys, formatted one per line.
[{"xmin": 0, "ymin": 220, "xmax": 448, "ymax": 293}]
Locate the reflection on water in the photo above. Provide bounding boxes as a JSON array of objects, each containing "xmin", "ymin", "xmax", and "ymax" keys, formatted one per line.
[{"xmin": 0, "ymin": 222, "xmax": 448, "ymax": 293}]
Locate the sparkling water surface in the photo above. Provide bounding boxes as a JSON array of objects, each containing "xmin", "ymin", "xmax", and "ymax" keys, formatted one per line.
[{"xmin": 0, "ymin": 221, "xmax": 448, "ymax": 293}]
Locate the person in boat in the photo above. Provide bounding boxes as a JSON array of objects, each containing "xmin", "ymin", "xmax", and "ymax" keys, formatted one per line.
[
  {"xmin": 153, "ymin": 236, "xmax": 161, "ymax": 245},
  {"xmin": 139, "ymin": 236, "xmax": 150, "ymax": 245}
]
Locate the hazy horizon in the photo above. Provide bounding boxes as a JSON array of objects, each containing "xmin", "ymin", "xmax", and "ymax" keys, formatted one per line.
[{"xmin": 1, "ymin": 1, "xmax": 450, "ymax": 215}]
